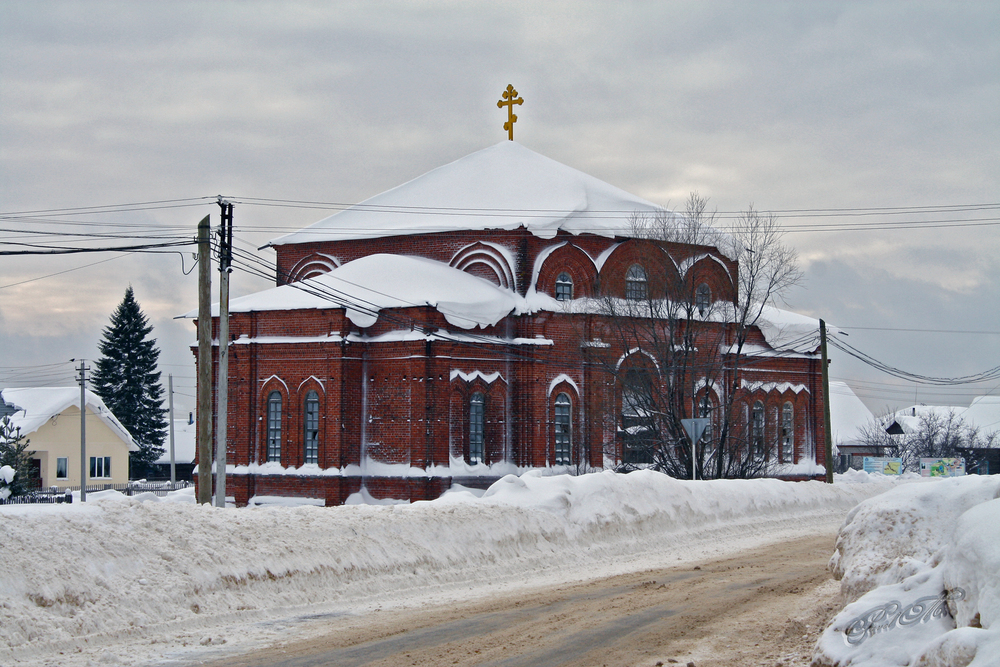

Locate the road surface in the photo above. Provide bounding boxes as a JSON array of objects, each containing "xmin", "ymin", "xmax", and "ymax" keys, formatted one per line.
[{"xmin": 198, "ymin": 531, "xmax": 841, "ymax": 667}]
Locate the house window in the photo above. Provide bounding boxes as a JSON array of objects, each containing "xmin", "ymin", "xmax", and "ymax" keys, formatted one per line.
[
  {"xmin": 625, "ymin": 265, "xmax": 647, "ymax": 300},
  {"xmin": 56, "ymin": 457, "xmax": 68, "ymax": 479},
  {"xmin": 752, "ymin": 401, "xmax": 765, "ymax": 454},
  {"xmin": 266, "ymin": 391, "xmax": 282, "ymax": 462},
  {"xmin": 696, "ymin": 283, "xmax": 711, "ymax": 315},
  {"xmin": 554, "ymin": 393, "xmax": 572, "ymax": 465},
  {"xmin": 304, "ymin": 390, "xmax": 319, "ymax": 464},
  {"xmin": 781, "ymin": 402, "xmax": 794, "ymax": 462},
  {"xmin": 89, "ymin": 456, "xmax": 111, "ymax": 479},
  {"xmin": 469, "ymin": 392, "xmax": 485, "ymax": 464},
  {"xmin": 555, "ymin": 272, "xmax": 573, "ymax": 301}
]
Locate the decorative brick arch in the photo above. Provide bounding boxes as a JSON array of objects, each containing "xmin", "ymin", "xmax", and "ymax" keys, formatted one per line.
[
  {"xmin": 534, "ymin": 243, "xmax": 596, "ymax": 299},
  {"xmin": 450, "ymin": 372, "xmax": 508, "ymax": 465},
  {"xmin": 598, "ymin": 240, "xmax": 681, "ymax": 299},
  {"xmin": 259, "ymin": 376, "xmax": 289, "ymax": 466},
  {"xmin": 285, "ymin": 253, "xmax": 341, "ymax": 283},
  {"xmin": 548, "ymin": 378, "xmax": 580, "ymax": 467},
  {"xmin": 681, "ymin": 254, "xmax": 737, "ymax": 310},
  {"xmin": 296, "ymin": 376, "xmax": 326, "ymax": 467},
  {"xmin": 449, "ymin": 242, "xmax": 516, "ymax": 290}
]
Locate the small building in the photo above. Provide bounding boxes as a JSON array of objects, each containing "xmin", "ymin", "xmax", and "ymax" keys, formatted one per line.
[
  {"xmin": 828, "ymin": 380, "xmax": 876, "ymax": 471},
  {"xmin": 149, "ymin": 415, "xmax": 197, "ymax": 481},
  {"xmin": 0, "ymin": 387, "xmax": 137, "ymax": 490}
]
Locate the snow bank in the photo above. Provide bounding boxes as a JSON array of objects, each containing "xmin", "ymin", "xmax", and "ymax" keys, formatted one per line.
[
  {"xmin": 815, "ymin": 475, "xmax": 1000, "ymax": 667},
  {"xmin": 1, "ymin": 471, "xmax": 896, "ymax": 666}
]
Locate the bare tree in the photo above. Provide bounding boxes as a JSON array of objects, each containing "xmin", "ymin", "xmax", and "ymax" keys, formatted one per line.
[
  {"xmin": 589, "ymin": 194, "xmax": 803, "ymax": 479},
  {"xmin": 859, "ymin": 409, "xmax": 995, "ymax": 472}
]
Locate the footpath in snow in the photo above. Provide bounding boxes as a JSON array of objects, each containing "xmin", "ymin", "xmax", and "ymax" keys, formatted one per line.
[{"xmin": 0, "ymin": 469, "xmax": 973, "ymax": 666}]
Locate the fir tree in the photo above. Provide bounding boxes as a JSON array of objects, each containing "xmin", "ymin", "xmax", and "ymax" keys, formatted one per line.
[
  {"xmin": 91, "ymin": 286, "xmax": 167, "ymax": 477},
  {"xmin": 1, "ymin": 416, "xmax": 37, "ymax": 497}
]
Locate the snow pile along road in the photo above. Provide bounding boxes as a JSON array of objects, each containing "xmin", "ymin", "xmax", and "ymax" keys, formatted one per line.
[
  {"xmin": 2, "ymin": 470, "xmax": 896, "ymax": 665},
  {"xmin": 815, "ymin": 475, "xmax": 1000, "ymax": 667}
]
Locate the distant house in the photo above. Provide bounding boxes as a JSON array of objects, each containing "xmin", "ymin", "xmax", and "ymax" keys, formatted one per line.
[
  {"xmin": 0, "ymin": 387, "xmax": 137, "ymax": 489},
  {"xmin": 150, "ymin": 414, "xmax": 197, "ymax": 481},
  {"xmin": 828, "ymin": 381, "xmax": 876, "ymax": 471},
  {"xmin": 885, "ymin": 396, "xmax": 1000, "ymax": 474}
]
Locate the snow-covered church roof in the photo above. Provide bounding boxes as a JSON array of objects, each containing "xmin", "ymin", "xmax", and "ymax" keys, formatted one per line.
[
  {"xmin": 192, "ymin": 254, "xmax": 521, "ymax": 330},
  {"xmin": 267, "ymin": 141, "xmax": 669, "ymax": 246},
  {"xmin": 0, "ymin": 387, "xmax": 137, "ymax": 450}
]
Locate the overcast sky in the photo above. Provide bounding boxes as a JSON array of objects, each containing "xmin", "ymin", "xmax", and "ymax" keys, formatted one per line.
[{"xmin": 2, "ymin": 1, "xmax": 998, "ymax": 419}]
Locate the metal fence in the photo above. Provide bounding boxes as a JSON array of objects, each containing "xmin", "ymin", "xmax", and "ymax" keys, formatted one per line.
[{"xmin": 0, "ymin": 480, "xmax": 192, "ymax": 505}]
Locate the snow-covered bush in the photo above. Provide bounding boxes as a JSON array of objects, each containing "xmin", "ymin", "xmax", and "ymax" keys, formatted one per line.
[{"xmin": 0, "ymin": 464, "xmax": 15, "ymax": 500}]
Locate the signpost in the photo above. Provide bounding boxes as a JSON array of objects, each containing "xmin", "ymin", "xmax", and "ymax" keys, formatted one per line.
[{"xmin": 680, "ymin": 418, "xmax": 710, "ymax": 481}]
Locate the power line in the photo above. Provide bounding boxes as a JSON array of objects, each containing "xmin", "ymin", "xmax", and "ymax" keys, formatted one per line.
[{"xmin": 839, "ymin": 325, "xmax": 1000, "ymax": 335}]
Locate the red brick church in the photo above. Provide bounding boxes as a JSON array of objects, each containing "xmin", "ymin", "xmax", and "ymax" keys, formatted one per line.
[{"xmin": 195, "ymin": 141, "xmax": 828, "ymax": 506}]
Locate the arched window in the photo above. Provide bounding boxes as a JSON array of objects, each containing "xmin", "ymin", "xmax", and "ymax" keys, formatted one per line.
[
  {"xmin": 752, "ymin": 401, "xmax": 765, "ymax": 454},
  {"xmin": 554, "ymin": 393, "xmax": 572, "ymax": 465},
  {"xmin": 555, "ymin": 272, "xmax": 574, "ymax": 301},
  {"xmin": 304, "ymin": 390, "xmax": 319, "ymax": 464},
  {"xmin": 625, "ymin": 265, "xmax": 647, "ymax": 300},
  {"xmin": 699, "ymin": 392, "xmax": 715, "ymax": 451},
  {"xmin": 469, "ymin": 392, "xmax": 485, "ymax": 464},
  {"xmin": 266, "ymin": 391, "xmax": 282, "ymax": 462},
  {"xmin": 781, "ymin": 402, "xmax": 794, "ymax": 463},
  {"xmin": 696, "ymin": 283, "xmax": 711, "ymax": 315}
]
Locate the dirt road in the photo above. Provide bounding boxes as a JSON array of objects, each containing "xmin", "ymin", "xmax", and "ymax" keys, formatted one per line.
[{"xmin": 198, "ymin": 531, "xmax": 842, "ymax": 667}]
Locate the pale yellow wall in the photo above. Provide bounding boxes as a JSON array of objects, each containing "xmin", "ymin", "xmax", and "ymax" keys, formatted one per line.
[{"xmin": 27, "ymin": 405, "xmax": 132, "ymax": 488}]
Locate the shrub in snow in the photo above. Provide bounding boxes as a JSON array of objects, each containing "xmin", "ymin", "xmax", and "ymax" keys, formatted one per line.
[
  {"xmin": 0, "ymin": 415, "xmax": 35, "ymax": 497},
  {"xmin": 0, "ymin": 464, "xmax": 15, "ymax": 500}
]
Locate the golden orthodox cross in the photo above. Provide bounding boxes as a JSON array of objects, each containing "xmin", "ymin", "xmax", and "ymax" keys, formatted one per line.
[{"xmin": 497, "ymin": 84, "xmax": 523, "ymax": 141}]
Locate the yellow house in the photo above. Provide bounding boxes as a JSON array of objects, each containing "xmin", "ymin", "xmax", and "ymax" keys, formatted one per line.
[{"xmin": 0, "ymin": 387, "xmax": 137, "ymax": 489}]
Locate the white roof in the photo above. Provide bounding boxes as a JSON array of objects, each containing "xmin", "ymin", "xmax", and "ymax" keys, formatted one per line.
[
  {"xmin": 0, "ymin": 387, "xmax": 137, "ymax": 450},
  {"xmin": 891, "ymin": 397, "xmax": 1000, "ymax": 437},
  {"xmin": 267, "ymin": 141, "xmax": 671, "ymax": 246},
  {"xmin": 963, "ymin": 395, "xmax": 1000, "ymax": 435},
  {"xmin": 829, "ymin": 381, "xmax": 874, "ymax": 447},
  {"xmin": 754, "ymin": 305, "xmax": 827, "ymax": 353},
  {"xmin": 155, "ymin": 418, "xmax": 196, "ymax": 464},
  {"xmin": 187, "ymin": 254, "xmax": 521, "ymax": 330}
]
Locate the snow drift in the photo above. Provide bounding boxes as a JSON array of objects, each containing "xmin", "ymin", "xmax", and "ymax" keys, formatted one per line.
[
  {"xmin": 815, "ymin": 475, "xmax": 1000, "ymax": 667},
  {"xmin": 2, "ymin": 470, "xmax": 898, "ymax": 666}
]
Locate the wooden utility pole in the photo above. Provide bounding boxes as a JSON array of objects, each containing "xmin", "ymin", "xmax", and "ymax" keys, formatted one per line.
[
  {"xmin": 215, "ymin": 200, "xmax": 233, "ymax": 508},
  {"xmin": 196, "ymin": 214, "xmax": 213, "ymax": 504},
  {"xmin": 820, "ymin": 319, "xmax": 834, "ymax": 484}
]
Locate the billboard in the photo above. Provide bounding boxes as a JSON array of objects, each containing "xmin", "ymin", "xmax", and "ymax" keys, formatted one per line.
[
  {"xmin": 920, "ymin": 458, "xmax": 966, "ymax": 477},
  {"xmin": 863, "ymin": 457, "xmax": 903, "ymax": 475}
]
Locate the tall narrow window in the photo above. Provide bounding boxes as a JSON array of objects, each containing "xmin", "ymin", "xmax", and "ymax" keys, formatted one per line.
[
  {"xmin": 555, "ymin": 272, "xmax": 574, "ymax": 301},
  {"xmin": 699, "ymin": 393, "xmax": 714, "ymax": 451},
  {"xmin": 752, "ymin": 401, "xmax": 765, "ymax": 454},
  {"xmin": 554, "ymin": 393, "xmax": 572, "ymax": 465},
  {"xmin": 625, "ymin": 265, "xmax": 647, "ymax": 300},
  {"xmin": 469, "ymin": 392, "xmax": 485, "ymax": 464},
  {"xmin": 781, "ymin": 402, "xmax": 794, "ymax": 463},
  {"xmin": 56, "ymin": 457, "xmax": 68, "ymax": 479},
  {"xmin": 266, "ymin": 391, "xmax": 282, "ymax": 462},
  {"xmin": 696, "ymin": 283, "xmax": 711, "ymax": 315},
  {"xmin": 304, "ymin": 390, "xmax": 319, "ymax": 464}
]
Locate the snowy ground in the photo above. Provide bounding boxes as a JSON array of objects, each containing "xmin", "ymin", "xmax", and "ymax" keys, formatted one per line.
[
  {"xmin": 1, "ymin": 470, "xmax": 994, "ymax": 667},
  {"xmin": 814, "ymin": 472, "xmax": 1000, "ymax": 667}
]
